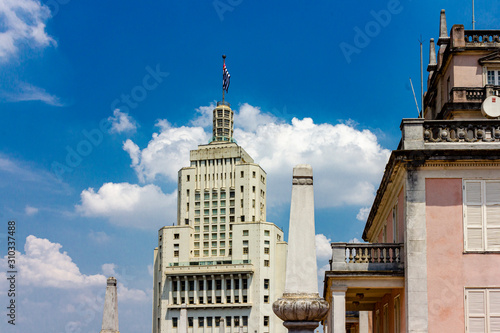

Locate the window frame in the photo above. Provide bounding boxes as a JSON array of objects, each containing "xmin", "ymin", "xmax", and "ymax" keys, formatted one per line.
[{"xmin": 465, "ymin": 287, "xmax": 500, "ymax": 332}]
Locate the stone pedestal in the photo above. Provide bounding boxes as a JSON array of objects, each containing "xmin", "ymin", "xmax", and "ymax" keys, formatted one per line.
[{"xmin": 273, "ymin": 165, "xmax": 329, "ymax": 332}]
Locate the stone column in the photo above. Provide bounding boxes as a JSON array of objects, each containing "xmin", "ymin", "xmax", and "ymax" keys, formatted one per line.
[
  {"xmin": 221, "ymin": 275, "xmax": 226, "ymax": 304},
  {"xmin": 176, "ymin": 277, "xmax": 181, "ymax": 304},
  {"xmin": 359, "ymin": 311, "xmax": 371, "ymax": 333},
  {"xmin": 219, "ymin": 318, "xmax": 225, "ymax": 333},
  {"xmin": 273, "ymin": 165, "xmax": 329, "ymax": 333},
  {"xmin": 203, "ymin": 275, "xmax": 207, "ymax": 303},
  {"xmin": 211, "ymin": 275, "xmax": 216, "ymax": 303},
  {"xmin": 331, "ymin": 286, "xmax": 347, "ymax": 333},
  {"xmin": 238, "ymin": 274, "xmax": 242, "ymax": 302},
  {"xmin": 194, "ymin": 277, "xmax": 198, "ymax": 304},
  {"xmin": 100, "ymin": 277, "xmax": 119, "ymax": 333},
  {"xmin": 184, "ymin": 276, "xmax": 189, "ymax": 303},
  {"xmin": 179, "ymin": 304, "xmax": 188, "ymax": 333},
  {"xmin": 168, "ymin": 277, "xmax": 173, "ymax": 305},
  {"xmin": 230, "ymin": 274, "xmax": 235, "ymax": 303}
]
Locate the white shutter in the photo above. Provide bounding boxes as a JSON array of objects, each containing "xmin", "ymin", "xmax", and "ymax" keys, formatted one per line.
[
  {"xmin": 467, "ymin": 290, "xmax": 486, "ymax": 333},
  {"xmin": 486, "ymin": 182, "xmax": 500, "ymax": 251},
  {"xmin": 490, "ymin": 290, "xmax": 500, "ymax": 332},
  {"xmin": 465, "ymin": 181, "xmax": 485, "ymax": 251}
]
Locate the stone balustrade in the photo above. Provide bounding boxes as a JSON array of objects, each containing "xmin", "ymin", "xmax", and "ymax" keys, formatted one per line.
[
  {"xmin": 423, "ymin": 120, "xmax": 500, "ymax": 143},
  {"xmin": 330, "ymin": 243, "xmax": 404, "ymax": 273},
  {"xmin": 464, "ymin": 30, "xmax": 500, "ymax": 46}
]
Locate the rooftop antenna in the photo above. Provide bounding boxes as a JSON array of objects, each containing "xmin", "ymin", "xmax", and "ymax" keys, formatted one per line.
[
  {"xmin": 418, "ymin": 36, "xmax": 425, "ymax": 117},
  {"xmin": 409, "ymin": 77, "xmax": 420, "ymax": 117},
  {"xmin": 472, "ymin": 0, "xmax": 476, "ymax": 30}
]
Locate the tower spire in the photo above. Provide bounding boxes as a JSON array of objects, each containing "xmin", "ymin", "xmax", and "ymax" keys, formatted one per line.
[{"xmin": 211, "ymin": 55, "xmax": 234, "ymax": 143}]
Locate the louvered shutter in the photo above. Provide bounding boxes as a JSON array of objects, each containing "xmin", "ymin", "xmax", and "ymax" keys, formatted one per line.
[
  {"xmin": 486, "ymin": 181, "xmax": 500, "ymax": 251},
  {"xmin": 490, "ymin": 290, "xmax": 500, "ymax": 332},
  {"xmin": 467, "ymin": 290, "xmax": 486, "ymax": 333},
  {"xmin": 465, "ymin": 181, "xmax": 484, "ymax": 251}
]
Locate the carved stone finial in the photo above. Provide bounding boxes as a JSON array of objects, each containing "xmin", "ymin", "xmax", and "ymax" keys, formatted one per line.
[
  {"xmin": 427, "ymin": 38, "xmax": 437, "ymax": 72},
  {"xmin": 438, "ymin": 9, "xmax": 450, "ymax": 45}
]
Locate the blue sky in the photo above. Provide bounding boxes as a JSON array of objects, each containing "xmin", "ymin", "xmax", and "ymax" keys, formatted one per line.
[{"xmin": 1, "ymin": 0, "xmax": 499, "ymax": 332}]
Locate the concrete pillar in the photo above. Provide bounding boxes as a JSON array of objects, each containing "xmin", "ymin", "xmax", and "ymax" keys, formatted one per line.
[
  {"xmin": 176, "ymin": 277, "xmax": 181, "ymax": 304},
  {"xmin": 230, "ymin": 274, "xmax": 235, "ymax": 303},
  {"xmin": 359, "ymin": 311, "xmax": 371, "ymax": 333},
  {"xmin": 203, "ymin": 275, "xmax": 207, "ymax": 303},
  {"xmin": 221, "ymin": 274, "xmax": 226, "ymax": 304},
  {"xmin": 238, "ymin": 274, "xmax": 242, "ymax": 302},
  {"xmin": 100, "ymin": 277, "xmax": 119, "ymax": 333},
  {"xmin": 211, "ymin": 275, "xmax": 216, "ymax": 303},
  {"xmin": 168, "ymin": 277, "xmax": 173, "ymax": 305},
  {"xmin": 184, "ymin": 276, "xmax": 189, "ymax": 304},
  {"xmin": 179, "ymin": 304, "xmax": 188, "ymax": 333},
  {"xmin": 331, "ymin": 286, "xmax": 347, "ymax": 333},
  {"xmin": 194, "ymin": 277, "xmax": 198, "ymax": 304},
  {"xmin": 219, "ymin": 318, "xmax": 225, "ymax": 333},
  {"xmin": 273, "ymin": 165, "xmax": 329, "ymax": 333}
]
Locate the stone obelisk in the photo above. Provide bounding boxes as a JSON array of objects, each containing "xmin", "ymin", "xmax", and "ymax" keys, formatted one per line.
[
  {"xmin": 273, "ymin": 165, "xmax": 329, "ymax": 333},
  {"xmin": 100, "ymin": 277, "xmax": 119, "ymax": 333}
]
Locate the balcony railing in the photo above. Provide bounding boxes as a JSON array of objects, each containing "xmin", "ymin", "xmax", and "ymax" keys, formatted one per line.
[
  {"xmin": 169, "ymin": 259, "xmax": 251, "ymax": 267},
  {"xmin": 423, "ymin": 120, "xmax": 500, "ymax": 143},
  {"xmin": 464, "ymin": 30, "xmax": 500, "ymax": 46},
  {"xmin": 330, "ymin": 243, "xmax": 404, "ymax": 272}
]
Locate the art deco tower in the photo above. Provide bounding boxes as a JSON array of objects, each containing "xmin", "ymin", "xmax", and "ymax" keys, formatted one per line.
[{"xmin": 152, "ymin": 96, "xmax": 287, "ymax": 333}]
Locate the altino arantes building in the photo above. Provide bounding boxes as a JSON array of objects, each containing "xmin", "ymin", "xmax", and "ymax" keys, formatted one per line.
[{"xmin": 152, "ymin": 100, "xmax": 288, "ymax": 333}]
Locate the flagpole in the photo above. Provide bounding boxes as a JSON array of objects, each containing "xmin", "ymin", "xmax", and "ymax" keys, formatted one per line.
[{"xmin": 222, "ymin": 54, "xmax": 226, "ymax": 103}]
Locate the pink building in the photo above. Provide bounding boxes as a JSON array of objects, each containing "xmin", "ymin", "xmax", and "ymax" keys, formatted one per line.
[{"xmin": 323, "ymin": 10, "xmax": 500, "ymax": 333}]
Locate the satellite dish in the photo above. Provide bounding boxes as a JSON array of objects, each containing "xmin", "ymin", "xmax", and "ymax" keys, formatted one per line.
[{"xmin": 481, "ymin": 95, "xmax": 500, "ymax": 118}]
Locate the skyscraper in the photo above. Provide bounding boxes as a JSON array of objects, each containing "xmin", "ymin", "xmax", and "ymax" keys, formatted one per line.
[{"xmin": 152, "ymin": 100, "xmax": 287, "ymax": 333}]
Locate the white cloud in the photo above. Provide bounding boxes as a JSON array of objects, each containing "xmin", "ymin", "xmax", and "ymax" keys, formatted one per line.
[
  {"xmin": 190, "ymin": 102, "xmax": 216, "ymax": 128},
  {"xmin": 234, "ymin": 103, "xmax": 278, "ymax": 132},
  {"xmin": 0, "ymin": 0, "xmax": 56, "ymax": 61},
  {"xmin": 101, "ymin": 263, "xmax": 117, "ymax": 276},
  {"xmin": 25, "ymin": 204, "xmax": 39, "ymax": 215},
  {"xmin": 0, "ymin": 235, "xmax": 105, "ymax": 288},
  {"xmin": 148, "ymin": 264, "xmax": 154, "ymax": 276},
  {"xmin": 348, "ymin": 237, "xmax": 362, "ymax": 243},
  {"xmin": 315, "ymin": 234, "xmax": 332, "ymax": 260},
  {"xmin": 356, "ymin": 207, "xmax": 370, "ymax": 222},
  {"xmin": 108, "ymin": 109, "xmax": 137, "ymax": 134},
  {"xmin": 124, "ymin": 120, "xmax": 208, "ymax": 183},
  {"xmin": 89, "ymin": 230, "xmax": 111, "ymax": 243},
  {"xmin": 118, "ymin": 283, "xmax": 148, "ymax": 302},
  {"xmin": 76, "ymin": 182, "xmax": 177, "ymax": 229},
  {"xmin": 2, "ymin": 82, "xmax": 63, "ymax": 106},
  {"xmin": 124, "ymin": 103, "xmax": 390, "ymax": 209}
]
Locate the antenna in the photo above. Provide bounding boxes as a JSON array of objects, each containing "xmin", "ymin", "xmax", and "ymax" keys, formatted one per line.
[
  {"xmin": 418, "ymin": 36, "xmax": 425, "ymax": 117},
  {"xmin": 472, "ymin": 0, "xmax": 476, "ymax": 30},
  {"xmin": 409, "ymin": 77, "xmax": 420, "ymax": 116}
]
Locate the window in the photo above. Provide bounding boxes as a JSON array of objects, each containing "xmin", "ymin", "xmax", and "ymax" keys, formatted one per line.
[
  {"xmin": 173, "ymin": 250, "xmax": 179, "ymax": 257},
  {"xmin": 243, "ymin": 247, "xmax": 249, "ymax": 254},
  {"xmin": 243, "ymin": 230, "xmax": 249, "ymax": 236},
  {"xmin": 264, "ymin": 295, "xmax": 269, "ymax": 303},
  {"xmin": 264, "ymin": 260, "xmax": 270, "ymax": 267},
  {"xmin": 264, "ymin": 279, "xmax": 270, "ymax": 289},
  {"xmin": 173, "ymin": 297, "xmax": 177, "ymax": 304},
  {"xmin": 198, "ymin": 280, "xmax": 204, "ymax": 290},
  {"xmin": 207, "ymin": 280, "xmax": 212, "ymax": 290},
  {"xmin": 198, "ymin": 317, "xmax": 204, "ymax": 327},
  {"xmin": 216, "ymin": 279, "xmax": 222, "ymax": 290},
  {"xmin": 464, "ymin": 180, "xmax": 500, "ymax": 251},
  {"xmin": 264, "ymin": 247, "xmax": 270, "ymax": 254},
  {"xmin": 207, "ymin": 317, "xmax": 213, "ymax": 327},
  {"xmin": 252, "ymin": 186, "xmax": 256, "ymax": 193},
  {"xmin": 226, "ymin": 295, "xmax": 231, "ymax": 303},
  {"xmin": 242, "ymin": 278, "xmax": 248, "ymax": 289},
  {"xmin": 216, "ymin": 296, "xmax": 222, "ymax": 304},
  {"xmin": 207, "ymin": 296, "xmax": 212, "ymax": 303},
  {"xmin": 204, "ymin": 193, "xmax": 210, "ymax": 200},
  {"xmin": 174, "ymin": 233, "xmax": 179, "ymax": 239},
  {"xmin": 488, "ymin": 70, "xmax": 500, "ymax": 85},
  {"xmin": 252, "ymin": 171, "xmax": 256, "ymax": 178},
  {"xmin": 172, "ymin": 317, "xmax": 178, "ymax": 328},
  {"xmin": 242, "ymin": 316, "xmax": 248, "ymax": 326},
  {"xmin": 234, "ymin": 316, "xmax": 240, "ymax": 327},
  {"xmin": 240, "ymin": 171, "xmax": 244, "ymax": 178},
  {"xmin": 187, "ymin": 175, "xmax": 190, "ymax": 182},
  {"xmin": 264, "ymin": 230, "xmax": 270, "ymax": 236},
  {"xmin": 242, "ymin": 295, "xmax": 247, "ymax": 303},
  {"xmin": 189, "ymin": 297, "xmax": 194, "ymax": 305},
  {"xmin": 465, "ymin": 288, "xmax": 500, "ymax": 332},
  {"xmin": 195, "ymin": 193, "xmax": 200, "ymax": 200},
  {"xmin": 226, "ymin": 279, "xmax": 231, "ymax": 289},
  {"xmin": 226, "ymin": 316, "xmax": 232, "ymax": 327},
  {"xmin": 264, "ymin": 316, "xmax": 269, "ymax": 326}
]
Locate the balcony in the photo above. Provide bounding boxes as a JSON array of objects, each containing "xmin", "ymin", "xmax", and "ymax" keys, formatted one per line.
[
  {"xmin": 330, "ymin": 243, "xmax": 404, "ymax": 273},
  {"xmin": 464, "ymin": 30, "xmax": 500, "ymax": 47},
  {"xmin": 448, "ymin": 86, "xmax": 500, "ymax": 104}
]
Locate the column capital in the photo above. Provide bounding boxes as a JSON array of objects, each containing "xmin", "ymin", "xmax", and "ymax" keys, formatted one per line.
[{"xmin": 331, "ymin": 285, "xmax": 348, "ymax": 293}]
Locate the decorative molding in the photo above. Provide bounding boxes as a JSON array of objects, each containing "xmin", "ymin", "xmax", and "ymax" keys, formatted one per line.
[{"xmin": 272, "ymin": 293, "xmax": 329, "ymax": 322}]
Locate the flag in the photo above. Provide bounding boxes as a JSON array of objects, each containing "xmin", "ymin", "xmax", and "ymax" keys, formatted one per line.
[{"xmin": 223, "ymin": 62, "xmax": 230, "ymax": 93}]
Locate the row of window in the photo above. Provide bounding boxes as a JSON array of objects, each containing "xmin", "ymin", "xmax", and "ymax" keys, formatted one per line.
[
  {"xmin": 171, "ymin": 294, "xmax": 248, "ymax": 305},
  {"xmin": 172, "ymin": 278, "xmax": 249, "ymax": 292},
  {"xmin": 172, "ymin": 315, "xmax": 254, "ymax": 328}
]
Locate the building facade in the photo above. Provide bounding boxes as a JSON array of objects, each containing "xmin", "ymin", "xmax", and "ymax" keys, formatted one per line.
[
  {"xmin": 324, "ymin": 10, "xmax": 500, "ymax": 333},
  {"xmin": 152, "ymin": 101, "xmax": 287, "ymax": 333}
]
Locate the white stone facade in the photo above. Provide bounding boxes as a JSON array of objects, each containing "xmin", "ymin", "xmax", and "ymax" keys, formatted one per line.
[{"xmin": 152, "ymin": 104, "xmax": 287, "ymax": 333}]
